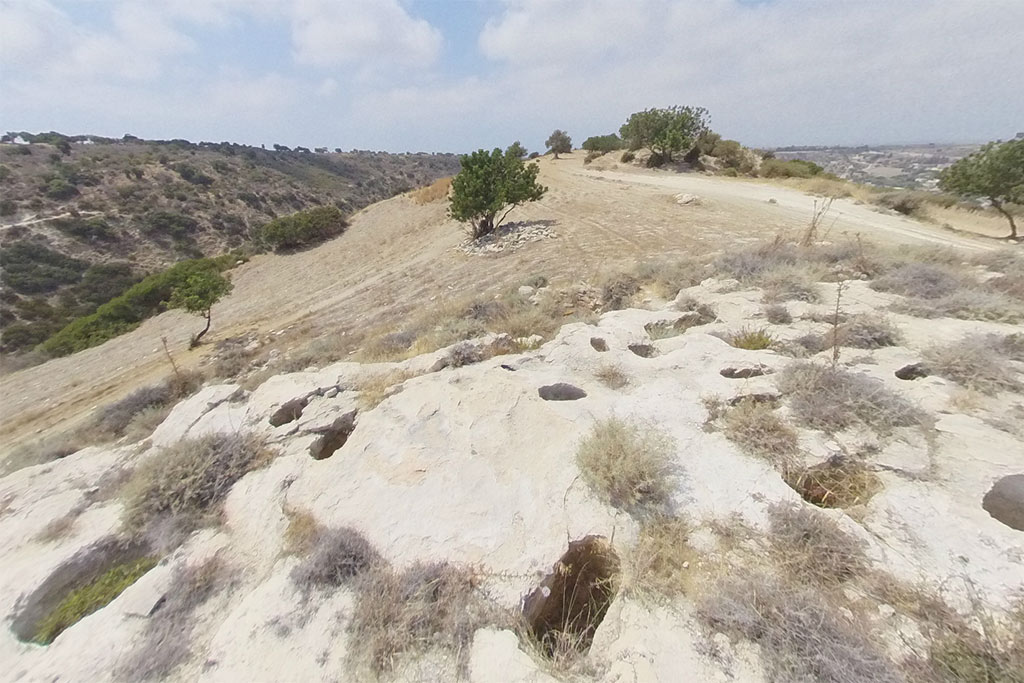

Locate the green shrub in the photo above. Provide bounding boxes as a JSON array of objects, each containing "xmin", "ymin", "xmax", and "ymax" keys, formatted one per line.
[
  {"xmin": 32, "ymin": 556, "xmax": 158, "ymax": 644},
  {"xmin": 0, "ymin": 242, "xmax": 87, "ymax": 294},
  {"xmin": 0, "ymin": 198, "xmax": 16, "ymax": 215},
  {"xmin": 727, "ymin": 327, "xmax": 774, "ymax": 350},
  {"xmin": 258, "ymin": 206, "xmax": 348, "ymax": 251},
  {"xmin": 760, "ymin": 159, "xmax": 824, "ymax": 179},
  {"xmin": 142, "ymin": 211, "xmax": 198, "ymax": 240},
  {"xmin": 581, "ymin": 135, "xmax": 624, "ymax": 153},
  {"xmin": 41, "ymin": 255, "xmax": 237, "ymax": 356},
  {"xmin": 44, "ymin": 177, "xmax": 79, "ymax": 200},
  {"xmin": 53, "ymin": 216, "xmax": 115, "ymax": 241}
]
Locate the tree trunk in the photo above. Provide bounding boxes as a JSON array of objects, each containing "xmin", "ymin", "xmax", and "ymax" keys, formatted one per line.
[
  {"xmin": 552, "ymin": 152, "xmax": 559, "ymax": 160},
  {"xmin": 473, "ymin": 214, "xmax": 495, "ymax": 239},
  {"xmin": 992, "ymin": 199, "xmax": 1019, "ymax": 240},
  {"xmin": 190, "ymin": 310, "xmax": 212, "ymax": 348}
]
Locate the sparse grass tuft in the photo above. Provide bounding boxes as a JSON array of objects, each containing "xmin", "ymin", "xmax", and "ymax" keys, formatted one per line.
[
  {"xmin": 355, "ymin": 369, "xmax": 419, "ymax": 409},
  {"xmin": 291, "ymin": 526, "xmax": 384, "ymax": 591},
  {"xmin": 924, "ymin": 334, "xmax": 1023, "ymax": 395},
  {"xmin": 122, "ymin": 432, "xmax": 276, "ymax": 542},
  {"xmin": 778, "ymin": 362, "xmax": 931, "ymax": 434},
  {"xmin": 33, "ymin": 555, "xmax": 158, "ymax": 645},
  {"xmin": 576, "ymin": 418, "xmax": 676, "ymax": 517},
  {"xmin": 282, "ymin": 508, "xmax": 323, "ymax": 555},
  {"xmin": 594, "ymin": 363, "xmax": 629, "ymax": 389},
  {"xmin": 721, "ymin": 398, "xmax": 799, "ymax": 470},
  {"xmin": 824, "ymin": 314, "xmax": 902, "ymax": 349},
  {"xmin": 726, "ymin": 326, "xmax": 774, "ymax": 350}
]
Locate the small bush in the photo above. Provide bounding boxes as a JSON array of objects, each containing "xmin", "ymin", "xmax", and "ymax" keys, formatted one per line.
[
  {"xmin": 582, "ymin": 135, "xmax": 624, "ymax": 153},
  {"xmin": 259, "ymin": 206, "xmax": 348, "ymax": 251},
  {"xmin": 726, "ymin": 327, "xmax": 774, "ymax": 350},
  {"xmin": 877, "ymin": 191, "xmax": 924, "ymax": 216},
  {"xmin": 595, "ymin": 364, "xmax": 629, "ymax": 389},
  {"xmin": 924, "ymin": 335, "xmax": 1023, "ymax": 394},
  {"xmin": 32, "ymin": 556, "xmax": 158, "ymax": 644},
  {"xmin": 764, "ymin": 304, "xmax": 792, "ymax": 324},
  {"xmin": 291, "ymin": 526, "xmax": 384, "ymax": 590},
  {"xmin": 576, "ymin": 418, "xmax": 676, "ymax": 517},
  {"xmin": 123, "ymin": 433, "xmax": 276, "ymax": 540},
  {"xmin": 446, "ymin": 341, "xmax": 485, "ymax": 367},
  {"xmin": 824, "ymin": 314, "xmax": 902, "ymax": 349},
  {"xmin": 620, "ymin": 151, "xmax": 636, "ymax": 163},
  {"xmin": 583, "ymin": 151, "xmax": 602, "ymax": 164},
  {"xmin": 599, "ymin": 272, "xmax": 641, "ymax": 311},
  {"xmin": 778, "ymin": 363, "xmax": 931, "ymax": 434},
  {"xmin": 627, "ymin": 516, "xmax": 692, "ymax": 598},
  {"xmin": 91, "ymin": 370, "xmax": 203, "ymax": 439},
  {"xmin": 722, "ymin": 399, "xmax": 799, "ymax": 469},
  {"xmin": 870, "ymin": 262, "xmax": 968, "ymax": 300},
  {"xmin": 760, "ymin": 265, "xmax": 822, "ymax": 303}
]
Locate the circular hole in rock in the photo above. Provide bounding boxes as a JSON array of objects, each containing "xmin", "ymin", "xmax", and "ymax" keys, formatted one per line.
[
  {"xmin": 590, "ymin": 337, "xmax": 608, "ymax": 352},
  {"xmin": 785, "ymin": 457, "xmax": 882, "ymax": 509},
  {"xmin": 269, "ymin": 397, "xmax": 308, "ymax": 427},
  {"xmin": 628, "ymin": 343, "xmax": 656, "ymax": 358},
  {"xmin": 12, "ymin": 539, "xmax": 158, "ymax": 645},
  {"xmin": 983, "ymin": 474, "xmax": 1024, "ymax": 531},
  {"xmin": 720, "ymin": 365, "xmax": 772, "ymax": 379},
  {"xmin": 538, "ymin": 383, "xmax": 587, "ymax": 401},
  {"xmin": 895, "ymin": 363, "xmax": 929, "ymax": 380},
  {"xmin": 308, "ymin": 411, "xmax": 358, "ymax": 460},
  {"xmin": 523, "ymin": 535, "xmax": 620, "ymax": 658}
]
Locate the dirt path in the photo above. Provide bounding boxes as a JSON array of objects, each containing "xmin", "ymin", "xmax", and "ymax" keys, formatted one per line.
[{"xmin": 0, "ymin": 155, "xmax": 1004, "ymax": 456}]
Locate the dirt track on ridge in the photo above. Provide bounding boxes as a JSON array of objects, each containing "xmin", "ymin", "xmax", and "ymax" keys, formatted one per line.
[{"xmin": 0, "ymin": 154, "xmax": 1002, "ymax": 456}]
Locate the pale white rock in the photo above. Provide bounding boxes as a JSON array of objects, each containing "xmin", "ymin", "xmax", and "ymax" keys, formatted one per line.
[
  {"xmin": 469, "ymin": 629, "xmax": 558, "ymax": 683},
  {"xmin": 149, "ymin": 384, "xmax": 241, "ymax": 447}
]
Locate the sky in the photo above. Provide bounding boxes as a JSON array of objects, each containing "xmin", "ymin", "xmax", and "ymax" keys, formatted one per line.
[{"xmin": 1, "ymin": 0, "xmax": 1022, "ymax": 154}]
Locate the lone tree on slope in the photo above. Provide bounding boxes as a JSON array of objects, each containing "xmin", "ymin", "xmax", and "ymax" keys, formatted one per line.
[
  {"xmin": 619, "ymin": 106, "xmax": 710, "ymax": 163},
  {"xmin": 449, "ymin": 144, "xmax": 547, "ymax": 239},
  {"xmin": 167, "ymin": 269, "xmax": 233, "ymax": 348},
  {"xmin": 939, "ymin": 138, "xmax": 1024, "ymax": 240},
  {"xmin": 546, "ymin": 130, "xmax": 572, "ymax": 159}
]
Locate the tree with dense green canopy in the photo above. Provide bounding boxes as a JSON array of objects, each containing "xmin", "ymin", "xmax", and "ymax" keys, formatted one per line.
[
  {"xmin": 449, "ymin": 145, "xmax": 547, "ymax": 239},
  {"xmin": 940, "ymin": 139, "xmax": 1024, "ymax": 239},
  {"xmin": 582, "ymin": 135, "xmax": 624, "ymax": 153},
  {"xmin": 619, "ymin": 106, "xmax": 710, "ymax": 163},
  {"xmin": 545, "ymin": 130, "xmax": 572, "ymax": 159},
  {"xmin": 167, "ymin": 269, "xmax": 233, "ymax": 347}
]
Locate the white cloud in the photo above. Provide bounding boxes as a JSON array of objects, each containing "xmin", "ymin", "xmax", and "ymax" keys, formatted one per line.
[{"xmin": 288, "ymin": 0, "xmax": 442, "ymax": 69}]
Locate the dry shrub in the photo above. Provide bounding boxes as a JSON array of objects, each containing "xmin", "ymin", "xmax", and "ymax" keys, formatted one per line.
[
  {"xmin": 576, "ymin": 418, "xmax": 676, "ymax": 517},
  {"xmin": 633, "ymin": 257, "xmax": 708, "ymax": 299},
  {"xmin": 92, "ymin": 369, "xmax": 204, "ymax": 440},
  {"xmin": 123, "ymin": 432, "xmax": 276, "ymax": 542},
  {"xmin": 348, "ymin": 561, "xmax": 496, "ymax": 676},
  {"xmin": 722, "ymin": 399, "xmax": 799, "ymax": 469},
  {"xmin": 972, "ymin": 248, "xmax": 1024, "ymax": 274},
  {"xmin": 674, "ymin": 294, "xmax": 718, "ymax": 322},
  {"xmin": 778, "ymin": 362, "xmax": 931, "ymax": 434},
  {"xmin": 598, "ymin": 272, "xmax": 641, "ymax": 311},
  {"xmin": 410, "ymin": 176, "xmax": 452, "ymax": 204},
  {"xmin": 122, "ymin": 404, "xmax": 172, "ymax": 443},
  {"xmin": 761, "ymin": 264, "xmax": 823, "ymax": 303},
  {"xmin": 627, "ymin": 516, "xmax": 693, "ymax": 598},
  {"xmin": 282, "ymin": 508, "xmax": 323, "ymax": 555},
  {"xmin": 924, "ymin": 334, "xmax": 1023, "ymax": 395},
  {"xmin": 823, "ymin": 314, "xmax": 902, "ymax": 349},
  {"xmin": 766, "ymin": 502, "xmax": 867, "ymax": 586},
  {"xmin": 714, "ymin": 241, "xmax": 801, "ymax": 282},
  {"xmin": 787, "ymin": 457, "xmax": 883, "ymax": 509},
  {"xmin": 697, "ymin": 572, "xmax": 902, "ymax": 683},
  {"xmin": 870, "ymin": 262, "xmax": 970, "ymax": 300},
  {"xmin": 356, "ymin": 369, "xmax": 419, "ymax": 410},
  {"xmin": 3, "ymin": 434, "xmax": 84, "ymax": 474},
  {"xmin": 594, "ymin": 363, "xmax": 629, "ymax": 389},
  {"xmin": 765, "ymin": 304, "xmax": 793, "ymax": 324},
  {"xmin": 291, "ymin": 526, "xmax": 384, "ymax": 591},
  {"xmin": 892, "ymin": 288, "xmax": 1023, "ymax": 323},
  {"xmin": 990, "ymin": 272, "xmax": 1024, "ymax": 303},
  {"xmin": 117, "ymin": 558, "xmax": 227, "ymax": 681}
]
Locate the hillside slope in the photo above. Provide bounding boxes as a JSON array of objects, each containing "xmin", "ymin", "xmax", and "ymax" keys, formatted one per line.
[
  {"xmin": 0, "ymin": 153, "xmax": 1008, "ymax": 455},
  {"xmin": 0, "ymin": 137, "xmax": 459, "ymax": 352}
]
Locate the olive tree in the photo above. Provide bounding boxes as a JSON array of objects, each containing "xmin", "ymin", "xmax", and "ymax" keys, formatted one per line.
[
  {"xmin": 167, "ymin": 269, "xmax": 233, "ymax": 347},
  {"xmin": 449, "ymin": 145, "xmax": 547, "ymax": 239},
  {"xmin": 940, "ymin": 139, "xmax": 1024, "ymax": 239},
  {"xmin": 545, "ymin": 130, "xmax": 572, "ymax": 159},
  {"xmin": 619, "ymin": 106, "xmax": 710, "ymax": 163}
]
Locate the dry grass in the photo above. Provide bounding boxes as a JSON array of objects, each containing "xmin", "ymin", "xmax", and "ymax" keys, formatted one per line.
[
  {"xmin": 116, "ymin": 558, "xmax": 228, "ymax": 681},
  {"xmin": 598, "ymin": 271, "xmax": 642, "ymax": 311},
  {"xmin": 355, "ymin": 369, "xmax": 419, "ymax": 410},
  {"xmin": 594, "ymin": 364, "xmax": 629, "ymax": 389},
  {"xmin": 348, "ymin": 561, "xmax": 497, "ymax": 677},
  {"xmin": 787, "ymin": 457, "xmax": 883, "ymax": 509},
  {"xmin": 924, "ymin": 334, "xmax": 1023, "ymax": 395},
  {"xmin": 282, "ymin": 508, "xmax": 323, "ymax": 555},
  {"xmin": 823, "ymin": 314, "xmax": 903, "ymax": 350},
  {"xmin": 761, "ymin": 264, "xmax": 823, "ymax": 303},
  {"xmin": 871, "ymin": 262, "xmax": 970, "ymax": 299},
  {"xmin": 291, "ymin": 526, "xmax": 384, "ymax": 591},
  {"xmin": 892, "ymin": 288, "xmax": 1023, "ymax": 323},
  {"xmin": 122, "ymin": 432, "xmax": 276, "ymax": 545},
  {"xmin": 778, "ymin": 362, "xmax": 931, "ymax": 434},
  {"xmin": 409, "ymin": 176, "xmax": 452, "ymax": 204},
  {"xmin": 576, "ymin": 418, "xmax": 677, "ymax": 517},
  {"xmin": 632, "ymin": 257, "xmax": 709, "ymax": 300},
  {"xmin": 766, "ymin": 502, "xmax": 868, "ymax": 586},
  {"xmin": 697, "ymin": 572, "xmax": 902, "ymax": 683},
  {"xmin": 34, "ymin": 511, "xmax": 80, "ymax": 543},
  {"xmin": 721, "ymin": 398, "xmax": 799, "ymax": 470},
  {"xmin": 626, "ymin": 516, "xmax": 694, "ymax": 598},
  {"xmin": 725, "ymin": 326, "xmax": 775, "ymax": 350}
]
